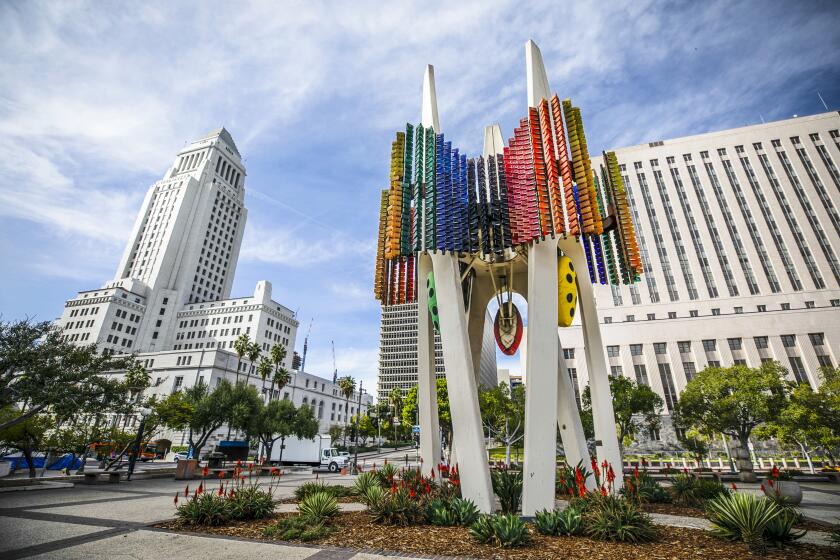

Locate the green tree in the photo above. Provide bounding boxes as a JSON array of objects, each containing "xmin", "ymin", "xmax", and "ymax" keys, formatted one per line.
[
  {"xmin": 479, "ymin": 382, "xmax": 525, "ymax": 466},
  {"xmin": 328, "ymin": 424, "xmax": 344, "ymax": 444},
  {"xmin": 755, "ymin": 366, "xmax": 840, "ymax": 471},
  {"xmin": 0, "ymin": 406, "xmax": 53, "ymax": 478},
  {"xmin": 677, "ymin": 362, "xmax": 788, "ymax": 480},
  {"xmin": 400, "ymin": 379, "xmax": 452, "ymax": 450},
  {"xmin": 257, "ymin": 357, "xmax": 272, "ymax": 401},
  {"xmin": 269, "ymin": 344, "xmax": 290, "ymax": 401},
  {"xmin": 250, "ymin": 399, "xmax": 318, "ymax": 462},
  {"xmin": 0, "ymin": 320, "xmax": 134, "ymax": 431},
  {"xmin": 232, "ymin": 334, "xmax": 251, "ymax": 384},
  {"xmin": 353, "ymin": 414, "xmax": 376, "ymax": 445},
  {"xmin": 337, "ymin": 375, "xmax": 356, "ymax": 447},
  {"xmin": 582, "ymin": 375, "xmax": 664, "ymax": 461},
  {"xmin": 156, "ymin": 379, "xmax": 257, "ymax": 459}
]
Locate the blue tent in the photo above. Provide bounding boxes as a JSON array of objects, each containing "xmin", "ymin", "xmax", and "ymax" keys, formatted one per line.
[{"xmin": 2, "ymin": 454, "xmax": 81, "ymax": 472}]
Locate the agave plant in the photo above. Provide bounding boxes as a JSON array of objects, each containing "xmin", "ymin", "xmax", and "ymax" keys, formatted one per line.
[
  {"xmin": 361, "ymin": 485, "xmax": 386, "ymax": 508},
  {"xmin": 584, "ymin": 495, "xmax": 656, "ymax": 543},
  {"xmin": 353, "ymin": 472, "xmax": 379, "ymax": 497},
  {"xmin": 491, "ymin": 468, "xmax": 523, "ymax": 514},
  {"xmin": 469, "ymin": 514, "xmax": 495, "ymax": 544},
  {"xmin": 490, "ymin": 513, "xmax": 531, "ymax": 548},
  {"xmin": 451, "ymin": 497, "xmax": 480, "ymax": 526},
  {"xmin": 706, "ymin": 492, "xmax": 781, "ymax": 554},
  {"xmin": 534, "ymin": 509, "xmax": 562, "ymax": 536},
  {"xmin": 298, "ymin": 491, "xmax": 340, "ymax": 524},
  {"xmin": 763, "ymin": 507, "xmax": 806, "ymax": 547}
]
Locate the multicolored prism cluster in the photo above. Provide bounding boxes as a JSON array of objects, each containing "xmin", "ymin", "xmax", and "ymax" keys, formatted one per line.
[{"xmin": 374, "ymin": 97, "xmax": 643, "ymax": 304}]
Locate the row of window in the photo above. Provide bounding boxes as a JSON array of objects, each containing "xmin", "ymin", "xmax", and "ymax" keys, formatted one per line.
[
  {"xmin": 105, "ymin": 334, "xmax": 132, "ymax": 347},
  {"xmin": 616, "ymin": 130, "xmax": 840, "ymax": 303},
  {"xmin": 603, "ymin": 332, "xmax": 827, "ymax": 358},
  {"xmin": 603, "ymin": 298, "xmax": 837, "ymax": 323},
  {"xmin": 69, "ymin": 306, "xmax": 100, "ymax": 318}
]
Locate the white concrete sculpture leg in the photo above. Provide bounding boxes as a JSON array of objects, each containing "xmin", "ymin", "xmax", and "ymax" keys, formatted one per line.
[
  {"xmin": 521, "ymin": 238, "xmax": 560, "ymax": 516},
  {"xmin": 563, "ymin": 241, "xmax": 623, "ymax": 487},
  {"xmin": 557, "ymin": 336, "xmax": 593, "ymax": 488},
  {"xmin": 429, "ymin": 251, "xmax": 493, "ymax": 512},
  {"xmin": 417, "ymin": 253, "xmax": 441, "ymax": 470}
]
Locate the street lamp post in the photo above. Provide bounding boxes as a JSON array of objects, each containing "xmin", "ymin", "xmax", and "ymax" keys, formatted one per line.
[
  {"xmin": 127, "ymin": 407, "xmax": 151, "ymax": 481},
  {"xmin": 352, "ymin": 381, "xmax": 365, "ymax": 475}
]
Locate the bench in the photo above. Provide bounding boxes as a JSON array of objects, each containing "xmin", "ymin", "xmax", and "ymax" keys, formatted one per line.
[
  {"xmin": 825, "ymin": 471, "xmax": 840, "ymax": 484},
  {"xmin": 82, "ymin": 472, "xmax": 99, "ymax": 485},
  {"xmin": 106, "ymin": 471, "xmax": 121, "ymax": 483}
]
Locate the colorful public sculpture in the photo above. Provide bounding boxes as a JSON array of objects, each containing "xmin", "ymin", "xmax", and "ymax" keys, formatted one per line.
[{"xmin": 374, "ymin": 40, "xmax": 643, "ymax": 514}]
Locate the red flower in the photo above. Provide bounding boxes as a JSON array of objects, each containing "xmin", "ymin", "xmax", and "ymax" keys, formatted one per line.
[
  {"xmin": 184, "ymin": 485, "xmax": 189, "ymax": 497},
  {"xmin": 197, "ymin": 482, "xmax": 204, "ymax": 494},
  {"xmin": 217, "ymin": 487, "xmax": 224, "ymax": 496},
  {"xmin": 409, "ymin": 488, "xmax": 416, "ymax": 499},
  {"xmin": 760, "ymin": 483, "xmax": 766, "ymax": 492},
  {"xmin": 633, "ymin": 465, "xmax": 640, "ymax": 480},
  {"xmin": 236, "ymin": 460, "xmax": 242, "ymax": 467},
  {"xmin": 174, "ymin": 493, "xmax": 179, "ymax": 505},
  {"xmin": 606, "ymin": 465, "xmax": 616, "ymax": 485},
  {"xmin": 430, "ymin": 469, "xmax": 436, "ymax": 480},
  {"xmin": 218, "ymin": 471, "xmax": 225, "ymax": 479},
  {"xmin": 730, "ymin": 483, "xmax": 738, "ymax": 490},
  {"xmin": 202, "ymin": 466, "xmax": 209, "ymax": 477},
  {"xmin": 770, "ymin": 466, "xmax": 779, "ymax": 479},
  {"xmin": 600, "ymin": 485, "xmax": 607, "ymax": 496},
  {"xmin": 767, "ymin": 479, "xmax": 774, "ymax": 487},
  {"xmin": 390, "ymin": 483, "xmax": 397, "ymax": 494}
]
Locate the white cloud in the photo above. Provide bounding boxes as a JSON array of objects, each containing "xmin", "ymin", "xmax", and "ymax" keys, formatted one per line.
[{"xmin": 239, "ymin": 223, "xmax": 373, "ymax": 267}]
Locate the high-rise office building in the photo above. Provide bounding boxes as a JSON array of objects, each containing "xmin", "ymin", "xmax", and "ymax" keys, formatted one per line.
[
  {"xmin": 558, "ymin": 112, "xmax": 839, "ymax": 442},
  {"xmin": 377, "ymin": 302, "xmax": 497, "ymax": 402},
  {"xmin": 56, "ymin": 128, "xmax": 298, "ymax": 370}
]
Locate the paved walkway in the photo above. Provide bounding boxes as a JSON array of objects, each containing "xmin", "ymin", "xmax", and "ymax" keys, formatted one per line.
[{"xmin": 0, "ymin": 472, "xmax": 837, "ymax": 559}]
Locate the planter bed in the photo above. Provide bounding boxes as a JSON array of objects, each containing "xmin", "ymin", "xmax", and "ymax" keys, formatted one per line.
[{"xmin": 156, "ymin": 511, "xmax": 836, "ymax": 559}]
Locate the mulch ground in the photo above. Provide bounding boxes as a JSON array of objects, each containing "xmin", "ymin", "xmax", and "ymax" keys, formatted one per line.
[{"xmin": 156, "ymin": 511, "xmax": 837, "ymax": 560}]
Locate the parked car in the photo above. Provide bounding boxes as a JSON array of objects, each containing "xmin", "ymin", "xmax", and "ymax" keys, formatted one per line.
[{"xmin": 171, "ymin": 451, "xmax": 190, "ymax": 463}]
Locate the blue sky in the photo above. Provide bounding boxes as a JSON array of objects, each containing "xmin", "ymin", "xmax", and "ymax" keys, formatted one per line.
[{"xmin": 1, "ymin": 1, "xmax": 839, "ymax": 395}]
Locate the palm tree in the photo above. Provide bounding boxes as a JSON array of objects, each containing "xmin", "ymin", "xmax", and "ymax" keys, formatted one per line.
[
  {"xmin": 337, "ymin": 375, "xmax": 356, "ymax": 448},
  {"xmin": 233, "ymin": 334, "xmax": 251, "ymax": 384},
  {"xmin": 257, "ymin": 357, "xmax": 272, "ymax": 401},
  {"xmin": 268, "ymin": 344, "xmax": 290, "ymax": 402},
  {"xmin": 389, "ymin": 387, "xmax": 404, "ymax": 444},
  {"xmin": 245, "ymin": 341, "xmax": 261, "ymax": 384}
]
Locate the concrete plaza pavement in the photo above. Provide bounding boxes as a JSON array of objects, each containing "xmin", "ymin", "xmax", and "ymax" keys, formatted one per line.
[{"xmin": 1, "ymin": 450, "xmax": 837, "ymax": 559}]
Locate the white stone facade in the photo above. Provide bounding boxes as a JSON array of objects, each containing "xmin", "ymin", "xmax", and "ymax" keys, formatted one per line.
[
  {"xmin": 110, "ymin": 349, "xmax": 372, "ymax": 449},
  {"xmin": 558, "ymin": 112, "xmax": 840, "ymax": 444}
]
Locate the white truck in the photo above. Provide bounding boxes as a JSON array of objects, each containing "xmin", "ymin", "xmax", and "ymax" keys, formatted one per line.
[{"xmin": 269, "ymin": 434, "xmax": 350, "ymax": 472}]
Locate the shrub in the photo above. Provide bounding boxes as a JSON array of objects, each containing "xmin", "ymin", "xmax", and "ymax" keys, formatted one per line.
[
  {"xmin": 294, "ymin": 481, "xmax": 352, "ymax": 501},
  {"xmin": 670, "ymin": 474, "xmax": 728, "ymax": 507},
  {"xmin": 556, "ymin": 461, "xmax": 592, "ymax": 497},
  {"xmin": 535, "ymin": 507, "xmax": 584, "ymax": 536},
  {"xmin": 360, "ymin": 485, "xmax": 386, "ymax": 508},
  {"xmin": 368, "ymin": 487, "xmax": 423, "ymax": 526},
  {"xmin": 583, "ymin": 495, "xmax": 656, "ymax": 543},
  {"xmin": 299, "ymin": 491, "xmax": 340, "ymax": 524},
  {"xmin": 491, "ymin": 468, "xmax": 522, "ymax": 514},
  {"xmin": 706, "ymin": 492, "xmax": 781, "ymax": 554},
  {"xmin": 176, "ymin": 493, "xmax": 230, "ymax": 526},
  {"xmin": 264, "ymin": 516, "xmax": 335, "ymax": 541},
  {"xmin": 228, "ymin": 486, "xmax": 276, "ymax": 520},
  {"xmin": 424, "ymin": 496, "xmax": 479, "ymax": 526},
  {"xmin": 377, "ymin": 462, "xmax": 398, "ymax": 486},
  {"xmin": 763, "ymin": 507, "xmax": 805, "ymax": 547},
  {"xmin": 469, "ymin": 513, "xmax": 530, "ymax": 548},
  {"xmin": 353, "ymin": 471, "xmax": 380, "ymax": 497},
  {"xmin": 451, "ymin": 497, "xmax": 480, "ymax": 526},
  {"xmin": 622, "ymin": 471, "xmax": 671, "ymax": 504},
  {"xmin": 469, "ymin": 514, "xmax": 495, "ymax": 544}
]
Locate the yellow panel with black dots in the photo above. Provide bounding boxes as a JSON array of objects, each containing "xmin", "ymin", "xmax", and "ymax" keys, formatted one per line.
[{"xmin": 558, "ymin": 256, "xmax": 577, "ymax": 327}]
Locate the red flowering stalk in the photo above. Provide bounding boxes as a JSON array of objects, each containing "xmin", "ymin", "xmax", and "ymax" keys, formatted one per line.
[
  {"xmin": 218, "ymin": 471, "xmax": 225, "ymax": 479},
  {"xmin": 430, "ymin": 469, "xmax": 436, "ymax": 480},
  {"xmin": 767, "ymin": 479, "xmax": 774, "ymax": 487},
  {"xmin": 682, "ymin": 467, "xmax": 688, "ymax": 474},
  {"xmin": 173, "ymin": 493, "xmax": 179, "ymax": 505},
  {"xmin": 770, "ymin": 466, "xmax": 779, "ymax": 479},
  {"xmin": 600, "ymin": 485, "xmax": 607, "ymax": 496},
  {"xmin": 390, "ymin": 483, "xmax": 397, "ymax": 494},
  {"xmin": 184, "ymin": 485, "xmax": 190, "ymax": 497},
  {"xmin": 236, "ymin": 459, "xmax": 242, "ymax": 467},
  {"xmin": 197, "ymin": 482, "xmax": 204, "ymax": 494},
  {"xmin": 202, "ymin": 466, "xmax": 209, "ymax": 478},
  {"xmin": 409, "ymin": 488, "xmax": 416, "ymax": 499},
  {"xmin": 217, "ymin": 487, "xmax": 224, "ymax": 496},
  {"xmin": 731, "ymin": 483, "xmax": 738, "ymax": 490},
  {"xmin": 425, "ymin": 482, "xmax": 431, "ymax": 494},
  {"xmin": 575, "ymin": 467, "xmax": 586, "ymax": 496},
  {"xmin": 633, "ymin": 465, "xmax": 640, "ymax": 480},
  {"xmin": 606, "ymin": 464, "xmax": 616, "ymax": 490}
]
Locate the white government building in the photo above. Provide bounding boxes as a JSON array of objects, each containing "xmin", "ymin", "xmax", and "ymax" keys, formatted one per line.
[
  {"xmin": 56, "ymin": 128, "xmax": 371, "ymax": 445},
  {"xmin": 560, "ymin": 111, "xmax": 839, "ymax": 443},
  {"xmin": 377, "ymin": 111, "xmax": 839, "ymax": 446}
]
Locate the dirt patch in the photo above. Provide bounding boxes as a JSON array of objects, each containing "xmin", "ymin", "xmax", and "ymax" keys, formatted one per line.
[{"xmin": 156, "ymin": 511, "xmax": 836, "ymax": 559}]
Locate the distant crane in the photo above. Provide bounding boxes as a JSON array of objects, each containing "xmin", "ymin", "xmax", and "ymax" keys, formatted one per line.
[
  {"xmin": 331, "ymin": 340, "xmax": 338, "ymax": 384},
  {"xmin": 300, "ymin": 318, "xmax": 314, "ymax": 372}
]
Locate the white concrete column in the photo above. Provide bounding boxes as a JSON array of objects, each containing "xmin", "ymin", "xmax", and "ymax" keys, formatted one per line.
[
  {"xmin": 562, "ymin": 239, "xmax": 623, "ymax": 489},
  {"xmin": 557, "ymin": 334, "xmax": 592, "ymax": 488},
  {"xmin": 417, "ymin": 254, "xmax": 442, "ymax": 470},
  {"xmin": 522, "ymin": 238, "xmax": 560, "ymax": 516},
  {"xmin": 430, "ymin": 252, "xmax": 493, "ymax": 512}
]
